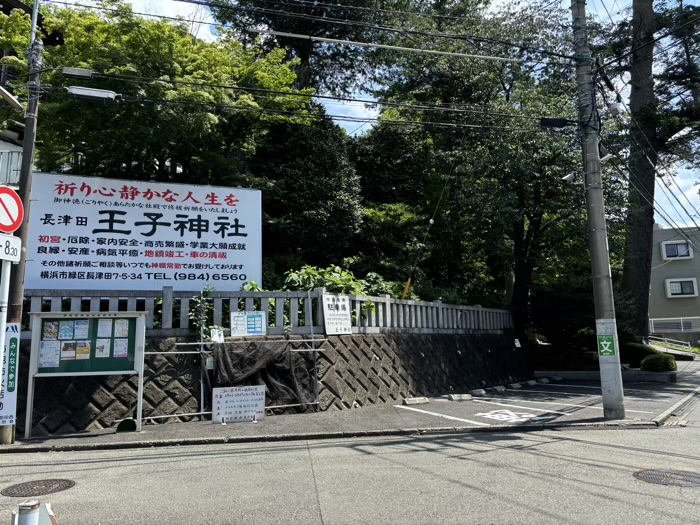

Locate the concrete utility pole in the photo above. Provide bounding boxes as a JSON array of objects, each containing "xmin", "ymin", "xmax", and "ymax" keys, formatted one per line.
[
  {"xmin": 2, "ymin": 0, "xmax": 42, "ymax": 445},
  {"xmin": 571, "ymin": 0, "xmax": 626, "ymax": 419}
]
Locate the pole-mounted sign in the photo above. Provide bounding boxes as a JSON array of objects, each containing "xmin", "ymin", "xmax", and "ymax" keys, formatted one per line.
[{"xmin": 0, "ymin": 187, "xmax": 24, "ymax": 234}]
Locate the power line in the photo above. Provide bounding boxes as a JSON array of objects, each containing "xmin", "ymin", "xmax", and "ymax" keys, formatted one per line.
[
  {"xmin": 87, "ymin": 71, "xmax": 546, "ymax": 121},
  {"xmin": 241, "ymin": 27, "xmax": 519, "ymax": 62},
  {"xmin": 175, "ymin": 0, "xmax": 576, "ymax": 60},
  {"xmin": 41, "ymin": 85, "xmax": 540, "ymax": 131},
  {"xmin": 47, "ymin": 0, "xmax": 517, "ymax": 62},
  {"xmin": 597, "ymin": 1, "xmax": 700, "ymax": 228},
  {"xmin": 599, "ymin": 136, "xmax": 700, "ymax": 250},
  {"xmin": 598, "ymin": 11, "xmax": 700, "ymax": 69}
]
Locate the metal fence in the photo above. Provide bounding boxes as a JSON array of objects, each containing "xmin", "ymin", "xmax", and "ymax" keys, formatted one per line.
[
  {"xmin": 23, "ymin": 286, "xmax": 513, "ymax": 337},
  {"xmin": 650, "ymin": 317, "xmax": 700, "ymax": 333}
]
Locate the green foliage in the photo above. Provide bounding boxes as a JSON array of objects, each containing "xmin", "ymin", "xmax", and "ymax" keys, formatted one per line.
[
  {"xmin": 640, "ymin": 353, "xmax": 677, "ymax": 372},
  {"xmin": 251, "ymin": 117, "xmax": 362, "ymax": 266},
  {"xmin": 4, "ymin": 2, "xmax": 311, "ymax": 182},
  {"xmin": 619, "ymin": 342, "xmax": 661, "ymax": 368},
  {"xmin": 189, "ymin": 286, "xmax": 215, "ymax": 335}
]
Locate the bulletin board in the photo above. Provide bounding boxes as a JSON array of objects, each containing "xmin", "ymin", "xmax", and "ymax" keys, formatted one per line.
[
  {"xmin": 25, "ymin": 311, "xmax": 147, "ymax": 438},
  {"xmin": 35, "ymin": 316, "xmax": 138, "ymax": 375}
]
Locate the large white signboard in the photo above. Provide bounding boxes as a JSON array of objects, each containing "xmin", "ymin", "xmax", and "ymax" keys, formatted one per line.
[
  {"xmin": 0, "ymin": 324, "xmax": 20, "ymax": 426},
  {"xmin": 322, "ymin": 294, "xmax": 352, "ymax": 335},
  {"xmin": 26, "ymin": 174, "xmax": 262, "ymax": 291},
  {"xmin": 212, "ymin": 385, "xmax": 266, "ymax": 423}
]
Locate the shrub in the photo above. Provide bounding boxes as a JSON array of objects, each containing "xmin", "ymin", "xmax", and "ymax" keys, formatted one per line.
[
  {"xmin": 640, "ymin": 354, "xmax": 677, "ymax": 372},
  {"xmin": 619, "ymin": 342, "xmax": 660, "ymax": 368}
]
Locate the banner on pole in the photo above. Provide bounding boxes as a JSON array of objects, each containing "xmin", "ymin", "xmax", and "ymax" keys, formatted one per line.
[{"xmin": 0, "ymin": 323, "xmax": 20, "ymax": 426}]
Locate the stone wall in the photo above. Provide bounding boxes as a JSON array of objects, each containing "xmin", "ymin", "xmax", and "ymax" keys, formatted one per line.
[
  {"xmin": 17, "ymin": 339, "xmax": 201, "ymax": 437},
  {"xmin": 17, "ymin": 332, "xmax": 528, "ymax": 436},
  {"xmin": 317, "ymin": 333, "xmax": 528, "ymax": 410}
]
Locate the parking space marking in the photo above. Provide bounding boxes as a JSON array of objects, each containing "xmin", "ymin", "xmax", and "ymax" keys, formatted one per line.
[
  {"xmin": 478, "ymin": 396, "xmax": 654, "ymax": 414},
  {"xmin": 518, "ymin": 388, "xmax": 674, "ymax": 402},
  {"xmin": 472, "ymin": 399, "xmax": 569, "ymax": 415},
  {"xmin": 394, "ymin": 405, "xmax": 491, "ymax": 426},
  {"xmin": 536, "ymin": 383, "xmax": 679, "ymax": 395}
]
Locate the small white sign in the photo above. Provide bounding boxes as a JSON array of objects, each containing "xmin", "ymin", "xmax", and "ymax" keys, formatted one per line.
[
  {"xmin": 212, "ymin": 385, "xmax": 265, "ymax": 423},
  {"xmin": 514, "ymin": 339, "xmax": 521, "ymax": 348},
  {"xmin": 322, "ymin": 294, "xmax": 352, "ymax": 335},
  {"xmin": 0, "ymin": 233, "xmax": 21, "ymax": 263},
  {"xmin": 0, "ymin": 324, "xmax": 20, "ymax": 425},
  {"xmin": 210, "ymin": 326, "xmax": 224, "ymax": 343},
  {"xmin": 230, "ymin": 311, "xmax": 266, "ymax": 336}
]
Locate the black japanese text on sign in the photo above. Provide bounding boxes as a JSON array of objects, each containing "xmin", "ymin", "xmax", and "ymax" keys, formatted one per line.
[{"xmin": 26, "ymin": 174, "xmax": 262, "ymax": 291}]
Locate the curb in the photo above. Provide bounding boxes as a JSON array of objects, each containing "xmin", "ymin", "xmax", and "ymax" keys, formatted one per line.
[
  {"xmin": 0, "ymin": 420, "xmax": 660, "ymax": 454},
  {"xmin": 652, "ymin": 386, "xmax": 700, "ymax": 426}
]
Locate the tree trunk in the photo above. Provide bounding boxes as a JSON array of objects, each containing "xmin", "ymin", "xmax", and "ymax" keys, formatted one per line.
[{"xmin": 622, "ymin": 0, "xmax": 657, "ymax": 339}]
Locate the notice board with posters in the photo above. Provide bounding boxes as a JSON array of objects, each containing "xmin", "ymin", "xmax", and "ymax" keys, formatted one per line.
[
  {"xmin": 25, "ymin": 173, "xmax": 262, "ymax": 292},
  {"xmin": 25, "ymin": 311, "xmax": 147, "ymax": 438},
  {"xmin": 35, "ymin": 315, "xmax": 139, "ymax": 374}
]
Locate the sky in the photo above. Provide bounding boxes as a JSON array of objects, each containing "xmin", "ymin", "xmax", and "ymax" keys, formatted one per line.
[{"xmin": 54, "ymin": 0, "xmax": 699, "ymax": 225}]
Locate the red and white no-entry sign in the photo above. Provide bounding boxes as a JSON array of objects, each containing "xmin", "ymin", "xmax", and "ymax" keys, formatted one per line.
[{"xmin": 0, "ymin": 186, "xmax": 24, "ymax": 234}]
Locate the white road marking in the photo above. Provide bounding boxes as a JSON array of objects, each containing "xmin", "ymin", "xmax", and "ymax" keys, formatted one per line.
[
  {"xmin": 517, "ymin": 388, "xmax": 671, "ymax": 402},
  {"xmin": 477, "ymin": 396, "xmax": 654, "ymax": 414},
  {"xmin": 473, "ymin": 399, "xmax": 569, "ymax": 415},
  {"xmin": 394, "ymin": 405, "xmax": 491, "ymax": 426},
  {"xmin": 535, "ymin": 383, "xmax": 675, "ymax": 395}
]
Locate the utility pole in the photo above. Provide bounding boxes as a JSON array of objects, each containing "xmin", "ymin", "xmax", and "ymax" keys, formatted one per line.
[
  {"xmin": 2, "ymin": 0, "xmax": 42, "ymax": 445},
  {"xmin": 571, "ymin": 0, "xmax": 626, "ymax": 420}
]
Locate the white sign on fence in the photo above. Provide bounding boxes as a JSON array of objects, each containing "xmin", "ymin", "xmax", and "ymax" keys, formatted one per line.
[
  {"xmin": 322, "ymin": 294, "xmax": 352, "ymax": 335},
  {"xmin": 212, "ymin": 385, "xmax": 266, "ymax": 423},
  {"xmin": 230, "ymin": 311, "xmax": 267, "ymax": 336},
  {"xmin": 26, "ymin": 173, "xmax": 262, "ymax": 291},
  {"xmin": 0, "ymin": 324, "xmax": 20, "ymax": 426}
]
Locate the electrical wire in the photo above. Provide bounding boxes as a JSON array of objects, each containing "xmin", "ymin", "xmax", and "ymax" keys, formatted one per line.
[
  {"xmin": 174, "ymin": 0, "xmax": 577, "ymax": 60},
  {"xmin": 242, "ymin": 27, "xmax": 519, "ymax": 61},
  {"xmin": 86, "ymin": 70, "xmax": 545, "ymax": 121},
  {"xmin": 598, "ymin": 11, "xmax": 700, "ymax": 69},
  {"xmin": 40, "ymin": 85, "xmax": 541, "ymax": 131},
  {"xmin": 599, "ymin": 136, "xmax": 700, "ymax": 250},
  {"xmin": 597, "ymin": 1, "xmax": 700, "ymax": 228}
]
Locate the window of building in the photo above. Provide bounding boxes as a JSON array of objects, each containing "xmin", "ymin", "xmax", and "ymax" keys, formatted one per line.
[
  {"xmin": 666, "ymin": 278, "xmax": 698, "ymax": 298},
  {"xmin": 662, "ymin": 240, "xmax": 693, "ymax": 260}
]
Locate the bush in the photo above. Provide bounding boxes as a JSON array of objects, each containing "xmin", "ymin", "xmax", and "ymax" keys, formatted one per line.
[
  {"xmin": 619, "ymin": 342, "xmax": 660, "ymax": 368},
  {"xmin": 640, "ymin": 354, "xmax": 677, "ymax": 372}
]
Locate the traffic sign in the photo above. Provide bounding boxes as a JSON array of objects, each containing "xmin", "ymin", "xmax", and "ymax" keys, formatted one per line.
[
  {"xmin": 0, "ymin": 233, "xmax": 21, "ymax": 262},
  {"xmin": 0, "ymin": 187, "xmax": 23, "ymax": 234}
]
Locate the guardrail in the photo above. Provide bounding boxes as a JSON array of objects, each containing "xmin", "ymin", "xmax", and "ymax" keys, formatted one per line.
[{"xmin": 23, "ymin": 287, "xmax": 513, "ymax": 337}]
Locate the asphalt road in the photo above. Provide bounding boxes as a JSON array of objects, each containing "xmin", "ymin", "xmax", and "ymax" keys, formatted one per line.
[{"xmin": 2, "ymin": 422, "xmax": 700, "ymax": 525}]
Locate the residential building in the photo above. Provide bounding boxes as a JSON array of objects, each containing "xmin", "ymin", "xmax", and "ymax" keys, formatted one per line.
[{"xmin": 649, "ymin": 224, "xmax": 700, "ymax": 333}]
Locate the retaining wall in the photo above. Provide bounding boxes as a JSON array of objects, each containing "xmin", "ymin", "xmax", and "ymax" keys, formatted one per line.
[{"xmin": 17, "ymin": 332, "xmax": 528, "ymax": 436}]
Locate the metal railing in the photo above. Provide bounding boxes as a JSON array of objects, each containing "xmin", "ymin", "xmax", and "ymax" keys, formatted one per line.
[
  {"xmin": 23, "ymin": 286, "xmax": 513, "ymax": 337},
  {"xmin": 648, "ymin": 335, "xmax": 692, "ymax": 352},
  {"xmin": 649, "ymin": 317, "xmax": 700, "ymax": 333}
]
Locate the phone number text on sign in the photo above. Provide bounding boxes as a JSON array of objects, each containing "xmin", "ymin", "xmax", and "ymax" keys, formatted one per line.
[{"xmin": 26, "ymin": 174, "xmax": 262, "ymax": 291}]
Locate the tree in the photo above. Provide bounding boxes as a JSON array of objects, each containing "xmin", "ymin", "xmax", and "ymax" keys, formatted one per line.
[
  {"xmin": 598, "ymin": 1, "xmax": 700, "ymax": 337},
  {"xmin": 210, "ymin": 0, "xmax": 407, "ymax": 92},
  {"xmin": 2, "ymin": 2, "xmax": 311, "ymax": 183},
  {"xmin": 250, "ymin": 115, "xmax": 362, "ymax": 268}
]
